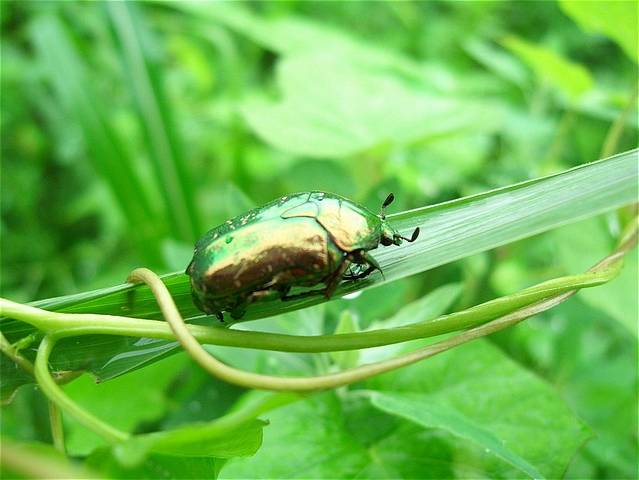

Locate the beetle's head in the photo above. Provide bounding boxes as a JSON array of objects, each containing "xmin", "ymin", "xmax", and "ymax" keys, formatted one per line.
[
  {"xmin": 379, "ymin": 193, "xmax": 420, "ymax": 246},
  {"xmin": 380, "ymin": 222, "xmax": 420, "ymax": 246}
]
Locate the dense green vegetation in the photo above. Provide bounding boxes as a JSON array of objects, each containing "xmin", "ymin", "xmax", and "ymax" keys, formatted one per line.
[{"xmin": 1, "ymin": 1, "xmax": 637, "ymax": 479}]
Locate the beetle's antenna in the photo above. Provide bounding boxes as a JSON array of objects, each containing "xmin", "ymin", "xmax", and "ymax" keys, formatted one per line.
[
  {"xmin": 400, "ymin": 227, "xmax": 420, "ymax": 243},
  {"xmin": 380, "ymin": 193, "xmax": 395, "ymax": 219}
]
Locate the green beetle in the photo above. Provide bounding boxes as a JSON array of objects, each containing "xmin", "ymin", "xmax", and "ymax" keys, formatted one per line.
[{"xmin": 186, "ymin": 192, "xmax": 419, "ymax": 321}]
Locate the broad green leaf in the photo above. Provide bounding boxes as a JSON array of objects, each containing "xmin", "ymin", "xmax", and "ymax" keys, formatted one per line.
[
  {"xmin": 87, "ymin": 448, "xmax": 226, "ymax": 480},
  {"xmin": 363, "ymin": 340, "xmax": 592, "ymax": 479},
  {"xmin": 220, "ymin": 393, "xmax": 370, "ymax": 478},
  {"xmin": 112, "ymin": 391, "xmax": 295, "ymax": 466},
  {"xmin": 62, "ymin": 354, "xmax": 188, "ymax": 456},
  {"xmin": 171, "ymin": 1, "xmax": 425, "ymax": 78},
  {"xmin": 241, "ymin": 51, "xmax": 499, "ymax": 158},
  {"xmin": 502, "ymin": 36, "xmax": 593, "ymax": 100},
  {"xmin": 113, "ymin": 420, "xmax": 265, "ymax": 467},
  {"xmin": 553, "ymin": 216, "xmax": 638, "ymax": 335},
  {"xmin": 281, "ymin": 159, "xmax": 356, "ymax": 199},
  {"xmin": 397, "ymin": 135, "xmax": 492, "ymax": 197},
  {"xmin": 492, "ymin": 297, "xmax": 638, "ymax": 479},
  {"xmin": 0, "ymin": 150, "xmax": 636, "ymax": 391},
  {"xmin": 560, "ymin": 0, "xmax": 639, "ymax": 64},
  {"xmin": 368, "ymin": 394, "xmax": 542, "ymax": 479},
  {"xmin": 220, "ymin": 351, "xmax": 590, "ymax": 480},
  {"xmin": 161, "ymin": 239, "xmax": 194, "ymax": 273}
]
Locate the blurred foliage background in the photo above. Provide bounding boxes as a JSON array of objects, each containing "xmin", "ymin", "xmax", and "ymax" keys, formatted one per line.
[{"xmin": 1, "ymin": 1, "xmax": 637, "ymax": 479}]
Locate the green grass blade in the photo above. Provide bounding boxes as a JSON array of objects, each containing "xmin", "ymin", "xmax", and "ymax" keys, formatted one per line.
[
  {"xmin": 1, "ymin": 149, "xmax": 636, "ymax": 384},
  {"xmin": 107, "ymin": 2, "xmax": 201, "ymax": 242},
  {"xmin": 19, "ymin": 148, "xmax": 639, "ymax": 321},
  {"xmin": 29, "ymin": 14, "xmax": 163, "ymax": 263},
  {"xmin": 379, "ymin": 148, "xmax": 638, "ymax": 283}
]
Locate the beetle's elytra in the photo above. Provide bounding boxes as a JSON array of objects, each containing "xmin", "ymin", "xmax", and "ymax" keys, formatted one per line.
[{"xmin": 186, "ymin": 192, "xmax": 419, "ymax": 321}]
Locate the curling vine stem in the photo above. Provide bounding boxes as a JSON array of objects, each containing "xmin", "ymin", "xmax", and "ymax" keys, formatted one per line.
[
  {"xmin": 3, "ymin": 216, "xmax": 635, "ymax": 441},
  {"xmin": 0, "ymin": 266, "xmax": 624, "ymax": 354},
  {"xmin": 126, "ymin": 218, "xmax": 635, "ymax": 392}
]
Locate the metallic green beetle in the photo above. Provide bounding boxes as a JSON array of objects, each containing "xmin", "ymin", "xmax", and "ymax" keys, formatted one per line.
[{"xmin": 186, "ymin": 192, "xmax": 419, "ymax": 321}]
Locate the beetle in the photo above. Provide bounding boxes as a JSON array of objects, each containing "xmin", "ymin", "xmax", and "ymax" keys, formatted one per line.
[{"xmin": 186, "ymin": 192, "xmax": 419, "ymax": 321}]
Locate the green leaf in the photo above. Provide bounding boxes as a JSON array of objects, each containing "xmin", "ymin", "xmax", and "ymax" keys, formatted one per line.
[
  {"xmin": 220, "ymin": 351, "xmax": 591, "ymax": 480},
  {"xmin": 491, "ymin": 297, "xmax": 638, "ymax": 479},
  {"xmin": 502, "ymin": 35, "xmax": 593, "ymax": 100},
  {"xmin": 368, "ymin": 393, "xmax": 543, "ymax": 479},
  {"xmin": 113, "ymin": 420, "xmax": 265, "ymax": 467},
  {"xmin": 560, "ymin": 0, "xmax": 639, "ymax": 64},
  {"xmin": 87, "ymin": 448, "xmax": 226, "ymax": 480},
  {"xmin": 62, "ymin": 354, "xmax": 188, "ymax": 456},
  {"xmin": 106, "ymin": 391, "xmax": 296, "ymax": 472},
  {"xmin": 220, "ymin": 393, "xmax": 370, "ymax": 478},
  {"xmin": 363, "ymin": 340, "xmax": 592, "ymax": 479},
  {"xmin": 171, "ymin": 1, "xmax": 424, "ymax": 76},
  {"xmin": 1, "ymin": 150, "xmax": 636, "ymax": 389},
  {"xmin": 241, "ymin": 51, "xmax": 499, "ymax": 158}
]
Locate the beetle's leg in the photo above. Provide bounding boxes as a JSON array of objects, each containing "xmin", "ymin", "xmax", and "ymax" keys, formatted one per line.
[
  {"xmin": 343, "ymin": 265, "xmax": 375, "ymax": 281},
  {"xmin": 323, "ymin": 256, "xmax": 351, "ymax": 298},
  {"xmin": 343, "ymin": 250, "xmax": 383, "ymax": 280},
  {"xmin": 215, "ymin": 312, "xmax": 224, "ymax": 323},
  {"xmin": 361, "ymin": 250, "xmax": 383, "ymax": 275},
  {"xmin": 230, "ymin": 297, "xmax": 249, "ymax": 320},
  {"xmin": 277, "ymin": 285, "xmax": 292, "ymax": 300},
  {"xmin": 231, "ymin": 287, "xmax": 290, "ymax": 314}
]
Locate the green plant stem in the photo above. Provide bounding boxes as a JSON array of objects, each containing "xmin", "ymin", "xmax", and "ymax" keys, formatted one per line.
[
  {"xmin": 601, "ymin": 86, "xmax": 638, "ymax": 158},
  {"xmin": 0, "ymin": 331, "xmax": 35, "ymax": 375},
  {"xmin": 127, "ymin": 219, "xmax": 635, "ymax": 392},
  {"xmin": 128, "ymin": 269, "xmax": 567, "ymax": 391},
  {"xmin": 34, "ymin": 335, "xmax": 129, "ymax": 444},
  {"xmin": 48, "ymin": 401, "xmax": 66, "ymax": 453},
  {"xmin": 24, "ymin": 218, "xmax": 638, "ymax": 440},
  {"xmin": 0, "ymin": 269, "xmax": 618, "ymax": 354},
  {"xmin": 0, "ymin": 438, "xmax": 97, "ymax": 479},
  {"xmin": 0, "ymin": 331, "xmax": 81, "ymax": 388},
  {"xmin": 543, "ymin": 107, "xmax": 576, "ymax": 166}
]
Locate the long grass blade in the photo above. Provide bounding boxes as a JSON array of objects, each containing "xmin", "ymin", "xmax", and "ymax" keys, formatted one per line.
[
  {"xmin": 107, "ymin": 2, "xmax": 201, "ymax": 242},
  {"xmin": 29, "ymin": 14, "xmax": 163, "ymax": 263},
  {"xmin": 19, "ymin": 148, "xmax": 639, "ymax": 321},
  {"xmin": 1, "ymin": 149, "xmax": 636, "ymax": 383}
]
